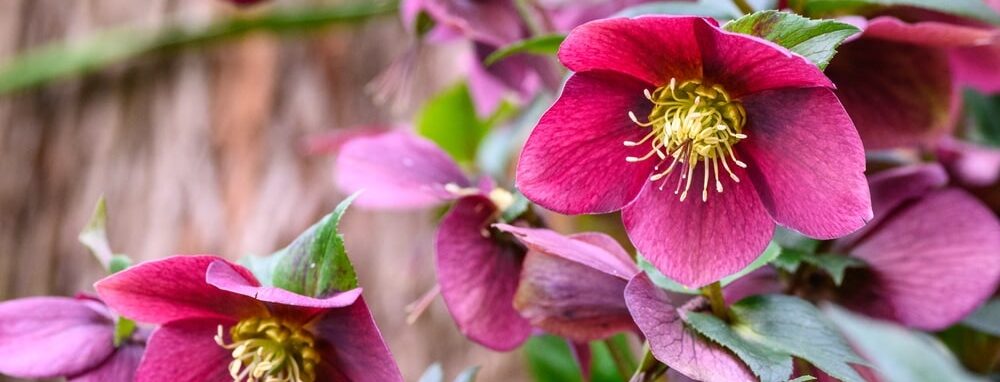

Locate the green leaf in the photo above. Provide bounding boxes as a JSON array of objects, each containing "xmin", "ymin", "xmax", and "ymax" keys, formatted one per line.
[
  {"xmin": 788, "ymin": 377, "xmax": 817, "ymax": 382},
  {"xmin": 614, "ymin": 0, "xmax": 743, "ymax": 20},
  {"xmin": 108, "ymin": 255, "xmax": 133, "ymax": 274},
  {"xmin": 113, "ymin": 317, "xmax": 137, "ymax": 347},
  {"xmin": 239, "ymin": 253, "xmax": 283, "ymax": 288},
  {"xmin": 484, "ymin": 34, "xmax": 565, "ymax": 66},
  {"xmin": 78, "ymin": 197, "xmax": 114, "ymax": 267},
  {"xmin": 419, "ymin": 363, "xmax": 444, "ymax": 382},
  {"xmin": 730, "ymin": 295, "xmax": 867, "ymax": 382},
  {"xmin": 501, "ymin": 191, "xmax": 531, "ymax": 223},
  {"xmin": 0, "ymin": 2, "xmax": 397, "ymax": 95},
  {"xmin": 416, "ymin": 83, "xmax": 511, "ymax": 164},
  {"xmin": 523, "ymin": 335, "xmax": 626, "ymax": 382},
  {"xmin": 724, "ymin": 10, "xmax": 860, "ymax": 70},
  {"xmin": 637, "ymin": 241, "xmax": 781, "ymax": 293},
  {"xmin": 453, "ymin": 366, "xmax": 481, "ymax": 382},
  {"xmin": 804, "ymin": 0, "xmax": 1000, "ymax": 25},
  {"xmin": 826, "ymin": 305, "xmax": 987, "ymax": 382},
  {"xmin": 963, "ymin": 299, "xmax": 1000, "ymax": 336},
  {"xmin": 963, "ymin": 89, "xmax": 1000, "ymax": 147},
  {"xmin": 272, "ymin": 193, "xmax": 360, "ymax": 297},
  {"xmin": 773, "ymin": 248, "xmax": 865, "ymax": 286},
  {"xmin": 685, "ymin": 311, "xmax": 793, "ymax": 382}
]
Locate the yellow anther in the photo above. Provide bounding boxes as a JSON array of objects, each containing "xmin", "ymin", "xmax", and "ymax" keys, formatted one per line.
[{"xmin": 215, "ymin": 317, "xmax": 319, "ymax": 382}]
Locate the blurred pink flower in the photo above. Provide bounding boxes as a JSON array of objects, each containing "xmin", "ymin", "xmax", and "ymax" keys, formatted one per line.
[
  {"xmin": 517, "ymin": 15, "xmax": 871, "ymax": 288},
  {"xmin": 96, "ymin": 256, "xmax": 401, "ymax": 382}
]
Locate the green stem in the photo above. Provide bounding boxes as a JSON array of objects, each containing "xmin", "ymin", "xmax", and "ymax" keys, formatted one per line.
[
  {"xmin": 731, "ymin": 0, "xmax": 755, "ymax": 14},
  {"xmin": 702, "ymin": 281, "xmax": 732, "ymax": 322},
  {"xmin": 604, "ymin": 338, "xmax": 637, "ymax": 380},
  {"xmin": 514, "ymin": 0, "xmax": 546, "ymax": 36},
  {"xmin": 630, "ymin": 343, "xmax": 669, "ymax": 382}
]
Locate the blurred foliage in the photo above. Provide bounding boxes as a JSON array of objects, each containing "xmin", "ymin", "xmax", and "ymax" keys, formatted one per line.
[
  {"xmin": 523, "ymin": 335, "xmax": 631, "ymax": 382},
  {"xmin": 417, "ymin": 82, "xmax": 516, "ymax": 166}
]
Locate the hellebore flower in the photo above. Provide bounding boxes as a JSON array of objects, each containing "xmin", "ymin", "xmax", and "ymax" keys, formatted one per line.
[
  {"xmin": 517, "ymin": 15, "xmax": 872, "ymax": 288},
  {"xmin": 0, "ymin": 295, "xmax": 144, "ymax": 382},
  {"xmin": 826, "ymin": 9, "xmax": 1000, "ymax": 149},
  {"xmin": 96, "ymin": 256, "xmax": 402, "ymax": 382},
  {"xmin": 494, "ymin": 224, "xmax": 640, "ymax": 342}
]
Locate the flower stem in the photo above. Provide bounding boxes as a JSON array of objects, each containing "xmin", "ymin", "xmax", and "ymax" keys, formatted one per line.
[
  {"xmin": 604, "ymin": 338, "xmax": 637, "ymax": 380},
  {"xmin": 702, "ymin": 281, "xmax": 732, "ymax": 322},
  {"xmin": 630, "ymin": 343, "xmax": 669, "ymax": 382},
  {"xmin": 731, "ymin": 0, "xmax": 755, "ymax": 14},
  {"xmin": 514, "ymin": 0, "xmax": 546, "ymax": 36}
]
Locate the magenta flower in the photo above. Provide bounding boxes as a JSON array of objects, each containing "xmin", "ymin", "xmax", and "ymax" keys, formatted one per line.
[
  {"xmin": 826, "ymin": 9, "xmax": 1000, "ymax": 148},
  {"xmin": 96, "ymin": 255, "xmax": 402, "ymax": 382},
  {"xmin": 494, "ymin": 224, "xmax": 640, "ymax": 342},
  {"xmin": 517, "ymin": 15, "xmax": 872, "ymax": 287},
  {"xmin": 0, "ymin": 295, "xmax": 144, "ymax": 382}
]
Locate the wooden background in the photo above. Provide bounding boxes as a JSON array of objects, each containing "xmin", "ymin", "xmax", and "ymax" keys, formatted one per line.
[{"xmin": 0, "ymin": 0, "xmax": 526, "ymax": 380}]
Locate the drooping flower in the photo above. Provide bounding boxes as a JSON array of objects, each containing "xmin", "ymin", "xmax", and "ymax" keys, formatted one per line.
[
  {"xmin": 96, "ymin": 256, "xmax": 402, "ymax": 382},
  {"xmin": 826, "ymin": 8, "xmax": 1000, "ymax": 149},
  {"xmin": 494, "ymin": 224, "xmax": 640, "ymax": 342},
  {"xmin": 517, "ymin": 15, "xmax": 872, "ymax": 288},
  {"xmin": 0, "ymin": 295, "xmax": 145, "ymax": 382}
]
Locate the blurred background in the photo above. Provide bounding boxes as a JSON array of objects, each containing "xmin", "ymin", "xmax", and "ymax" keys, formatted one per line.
[{"xmin": 0, "ymin": 0, "xmax": 533, "ymax": 380}]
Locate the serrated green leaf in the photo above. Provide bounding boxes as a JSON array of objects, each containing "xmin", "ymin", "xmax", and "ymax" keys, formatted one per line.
[
  {"xmin": 416, "ymin": 83, "xmax": 512, "ymax": 164},
  {"xmin": 731, "ymin": 295, "xmax": 867, "ymax": 382},
  {"xmin": 773, "ymin": 248, "xmax": 865, "ymax": 286},
  {"xmin": 419, "ymin": 363, "xmax": 444, "ymax": 382},
  {"xmin": 804, "ymin": 0, "xmax": 1000, "ymax": 25},
  {"xmin": 484, "ymin": 34, "xmax": 565, "ymax": 66},
  {"xmin": 963, "ymin": 299, "xmax": 1000, "ymax": 336},
  {"xmin": 272, "ymin": 193, "xmax": 360, "ymax": 297},
  {"xmin": 113, "ymin": 317, "xmax": 136, "ymax": 347},
  {"xmin": 614, "ymin": 0, "xmax": 743, "ymax": 20},
  {"xmin": 724, "ymin": 10, "xmax": 859, "ymax": 70},
  {"xmin": 685, "ymin": 311, "xmax": 793, "ymax": 382},
  {"xmin": 453, "ymin": 366, "xmax": 481, "ymax": 382},
  {"xmin": 638, "ymin": 241, "xmax": 782, "ymax": 293},
  {"xmin": 826, "ymin": 305, "xmax": 987, "ymax": 382}
]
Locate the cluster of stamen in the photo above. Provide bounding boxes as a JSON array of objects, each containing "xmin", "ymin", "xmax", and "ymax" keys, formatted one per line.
[
  {"xmin": 215, "ymin": 317, "xmax": 320, "ymax": 382},
  {"xmin": 626, "ymin": 78, "xmax": 748, "ymax": 202}
]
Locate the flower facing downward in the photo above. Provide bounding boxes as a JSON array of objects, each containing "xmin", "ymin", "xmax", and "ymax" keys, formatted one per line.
[{"xmin": 516, "ymin": 16, "xmax": 873, "ymax": 288}]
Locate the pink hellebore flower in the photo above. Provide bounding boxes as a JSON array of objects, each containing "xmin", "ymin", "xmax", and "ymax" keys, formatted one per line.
[
  {"xmin": 827, "ymin": 8, "xmax": 1000, "ymax": 149},
  {"xmin": 517, "ymin": 15, "xmax": 872, "ymax": 288},
  {"xmin": 0, "ymin": 296, "xmax": 144, "ymax": 382},
  {"xmin": 96, "ymin": 256, "xmax": 402, "ymax": 382}
]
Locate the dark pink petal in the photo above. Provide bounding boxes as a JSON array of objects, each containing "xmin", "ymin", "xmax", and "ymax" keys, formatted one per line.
[
  {"xmin": 494, "ymin": 224, "xmax": 638, "ymax": 279},
  {"xmin": 516, "ymin": 71, "xmax": 656, "ymax": 214},
  {"xmin": 0, "ymin": 297, "xmax": 114, "ymax": 378},
  {"xmin": 863, "ymin": 16, "xmax": 998, "ymax": 47},
  {"xmin": 335, "ymin": 132, "xmax": 471, "ymax": 209},
  {"xmin": 623, "ymin": 169, "xmax": 773, "ymax": 288},
  {"xmin": 435, "ymin": 195, "xmax": 531, "ymax": 350},
  {"xmin": 569, "ymin": 341, "xmax": 592, "ymax": 382},
  {"xmin": 557, "ymin": 16, "xmax": 706, "ymax": 86},
  {"xmin": 741, "ymin": 87, "xmax": 872, "ymax": 239},
  {"xmin": 694, "ymin": 20, "xmax": 834, "ymax": 98},
  {"xmin": 422, "ymin": 0, "xmax": 524, "ymax": 46},
  {"xmin": 950, "ymin": 42, "xmax": 1000, "ymax": 93},
  {"xmin": 842, "ymin": 189, "xmax": 1000, "ymax": 330},
  {"xmin": 69, "ymin": 343, "xmax": 144, "ymax": 382},
  {"xmin": 311, "ymin": 297, "xmax": 403, "ymax": 382},
  {"xmin": 938, "ymin": 139, "xmax": 1000, "ymax": 187},
  {"xmin": 827, "ymin": 37, "xmax": 956, "ymax": 149},
  {"xmin": 468, "ymin": 44, "xmax": 559, "ymax": 117},
  {"xmin": 136, "ymin": 319, "xmax": 234, "ymax": 382},
  {"xmin": 625, "ymin": 274, "xmax": 756, "ymax": 382},
  {"xmin": 513, "ymin": 250, "xmax": 636, "ymax": 342},
  {"xmin": 95, "ymin": 255, "xmax": 266, "ymax": 324}
]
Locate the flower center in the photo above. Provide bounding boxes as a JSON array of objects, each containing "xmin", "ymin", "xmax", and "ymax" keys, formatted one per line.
[
  {"xmin": 214, "ymin": 317, "xmax": 320, "ymax": 382},
  {"xmin": 625, "ymin": 78, "xmax": 748, "ymax": 202}
]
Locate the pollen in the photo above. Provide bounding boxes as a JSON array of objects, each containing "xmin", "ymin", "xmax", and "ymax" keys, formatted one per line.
[
  {"xmin": 625, "ymin": 78, "xmax": 748, "ymax": 202},
  {"xmin": 214, "ymin": 317, "xmax": 320, "ymax": 382}
]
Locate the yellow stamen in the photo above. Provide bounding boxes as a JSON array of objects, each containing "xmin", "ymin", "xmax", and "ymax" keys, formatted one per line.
[
  {"xmin": 624, "ymin": 79, "xmax": 748, "ymax": 202},
  {"xmin": 214, "ymin": 317, "xmax": 320, "ymax": 382}
]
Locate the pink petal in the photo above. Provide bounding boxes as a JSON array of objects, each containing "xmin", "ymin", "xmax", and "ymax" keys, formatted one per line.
[
  {"xmin": 950, "ymin": 42, "xmax": 1000, "ymax": 93},
  {"xmin": 0, "ymin": 297, "xmax": 115, "ymax": 378},
  {"xmin": 494, "ymin": 224, "xmax": 638, "ymax": 279},
  {"xmin": 435, "ymin": 195, "xmax": 531, "ymax": 350},
  {"xmin": 303, "ymin": 125, "xmax": 391, "ymax": 156},
  {"xmin": 694, "ymin": 19, "xmax": 834, "ymax": 98},
  {"xmin": 335, "ymin": 132, "xmax": 471, "ymax": 210},
  {"xmin": 95, "ymin": 255, "xmax": 266, "ymax": 324},
  {"xmin": 514, "ymin": 250, "xmax": 636, "ymax": 342},
  {"xmin": 421, "ymin": 0, "xmax": 524, "ymax": 46},
  {"xmin": 842, "ymin": 189, "xmax": 1000, "ymax": 330},
  {"xmin": 516, "ymin": 70, "xmax": 656, "ymax": 214},
  {"xmin": 569, "ymin": 341, "xmax": 592, "ymax": 382},
  {"xmin": 624, "ymin": 274, "xmax": 756, "ymax": 382},
  {"xmin": 937, "ymin": 139, "xmax": 1000, "ymax": 187},
  {"xmin": 557, "ymin": 16, "xmax": 706, "ymax": 86},
  {"xmin": 310, "ymin": 297, "xmax": 403, "ymax": 382},
  {"xmin": 863, "ymin": 16, "xmax": 998, "ymax": 47},
  {"xmin": 622, "ymin": 169, "xmax": 774, "ymax": 288},
  {"xmin": 827, "ymin": 37, "xmax": 957, "ymax": 149},
  {"xmin": 400, "ymin": 0, "xmax": 423, "ymax": 32},
  {"xmin": 69, "ymin": 343, "xmax": 144, "ymax": 382},
  {"xmin": 136, "ymin": 319, "xmax": 235, "ymax": 382},
  {"xmin": 740, "ymin": 87, "xmax": 872, "ymax": 239},
  {"xmin": 723, "ymin": 267, "xmax": 783, "ymax": 305}
]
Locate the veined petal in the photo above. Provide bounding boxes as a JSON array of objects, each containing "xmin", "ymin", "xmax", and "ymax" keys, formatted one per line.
[
  {"xmin": 0, "ymin": 297, "xmax": 115, "ymax": 378},
  {"xmin": 95, "ymin": 255, "xmax": 266, "ymax": 324},
  {"xmin": 135, "ymin": 319, "xmax": 235, "ymax": 382},
  {"xmin": 311, "ymin": 297, "xmax": 403, "ymax": 382},
  {"xmin": 623, "ymin": 167, "xmax": 774, "ymax": 289},
  {"xmin": 68, "ymin": 343, "xmax": 144, "ymax": 382},
  {"xmin": 435, "ymin": 195, "xmax": 531, "ymax": 351},
  {"xmin": 516, "ymin": 71, "xmax": 656, "ymax": 214},
  {"xmin": 557, "ymin": 16, "xmax": 706, "ymax": 85},
  {"xmin": 494, "ymin": 224, "xmax": 638, "ymax": 280},
  {"xmin": 625, "ymin": 274, "xmax": 756, "ymax": 382},
  {"xmin": 841, "ymin": 189, "xmax": 1000, "ymax": 330},
  {"xmin": 335, "ymin": 132, "xmax": 471, "ymax": 209},
  {"xmin": 740, "ymin": 87, "xmax": 872, "ymax": 239}
]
